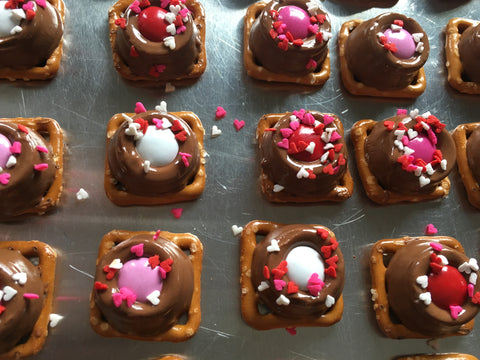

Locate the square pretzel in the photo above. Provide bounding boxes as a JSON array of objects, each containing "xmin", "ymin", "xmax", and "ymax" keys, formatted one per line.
[
  {"xmin": 0, "ymin": 0, "xmax": 65, "ymax": 81},
  {"xmin": 256, "ymin": 113, "xmax": 353, "ymax": 203},
  {"xmin": 89, "ymin": 229, "xmax": 203, "ymax": 342},
  {"xmin": 0, "ymin": 117, "xmax": 64, "ymax": 219},
  {"xmin": 240, "ymin": 220, "xmax": 344, "ymax": 330},
  {"xmin": 445, "ymin": 18, "xmax": 480, "ymax": 95},
  {"xmin": 108, "ymin": 0, "xmax": 207, "ymax": 86},
  {"xmin": 395, "ymin": 354, "xmax": 478, "ymax": 360},
  {"xmin": 104, "ymin": 111, "xmax": 206, "ymax": 206},
  {"xmin": 338, "ymin": 19, "xmax": 426, "ymax": 98},
  {"xmin": 243, "ymin": 1, "xmax": 330, "ymax": 86},
  {"xmin": 0, "ymin": 240, "xmax": 57, "ymax": 360},
  {"xmin": 370, "ymin": 236, "xmax": 474, "ymax": 339},
  {"xmin": 351, "ymin": 119, "xmax": 450, "ymax": 204},
  {"xmin": 453, "ymin": 123, "xmax": 480, "ymax": 209}
]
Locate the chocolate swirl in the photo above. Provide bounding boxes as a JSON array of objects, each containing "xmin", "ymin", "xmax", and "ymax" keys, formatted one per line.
[
  {"xmin": 364, "ymin": 114, "xmax": 455, "ymax": 194},
  {"xmin": 107, "ymin": 110, "xmax": 201, "ymax": 196},
  {"xmin": 251, "ymin": 224, "xmax": 344, "ymax": 319},
  {"xmin": 0, "ymin": 122, "xmax": 55, "ymax": 219},
  {"xmin": 344, "ymin": 13, "xmax": 429, "ymax": 90},
  {"xmin": 466, "ymin": 125, "xmax": 480, "ymax": 183},
  {"xmin": 260, "ymin": 111, "xmax": 348, "ymax": 196},
  {"xmin": 0, "ymin": 1, "xmax": 63, "ymax": 69},
  {"xmin": 115, "ymin": 0, "xmax": 202, "ymax": 78},
  {"xmin": 386, "ymin": 240, "xmax": 480, "ymax": 337},
  {"xmin": 248, "ymin": 0, "xmax": 331, "ymax": 76},
  {"xmin": 459, "ymin": 23, "xmax": 480, "ymax": 83},
  {"xmin": 0, "ymin": 248, "xmax": 45, "ymax": 354},
  {"xmin": 94, "ymin": 234, "xmax": 194, "ymax": 337}
]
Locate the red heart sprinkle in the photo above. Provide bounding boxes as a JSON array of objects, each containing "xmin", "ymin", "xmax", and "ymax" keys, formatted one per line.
[
  {"xmin": 333, "ymin": 143, "xmax": 343, "ymax": 152},
  {"xmin": 278, "ymin": 40, "xmax": 288, "ymax": 51},
  {"xmin": 326, "ymin": 255, "xmax": 339, "ymax": 268},
  {"xmin": 383, "ymin": 120, "xmax": 395, "ymax": 130},
  {"xmin": 171, "ymin": 120, "xmax": 184, "ymax": 132},
  {"xmin": 149, "ymin": 255, "xmax": 160, "ymax": 269},
  {"xmin": 293, "ymin": 39, "xmax": 303, "ymax": 47},
  {"xmin": 94, "ymin": 281, "xmax": 108, "ymax": 290},
  {"xmin": 175, "ymin": 131, "xmax": 187, "ymax": 142},
  {"xmin": 26, "ymin": 9, "xmax": 35, "ymax": 20},
  {"xmin": 321, "ymin": 245, "xmax": 332, "ymax": 259},
  {"xmin": 115, "ymin": 18, "xmax": 126, "ymax": 29},
  {"xmin": 317, "ymin": 228, "xmax": 329, "ymax": 239},
  {"xmin": 263, "ymin": 266, "xmax": 270, "ymax": 279},
  {"xmin": 338, "ymin": 154, "xmax": 346, "ymax": 166},
  {"xmin": 269, "ymin": 29, "xmax": 278, "ymax": 39},
  {"xmin": 472, "ymin": 292, "xmax": 480, "ymax": 304},
  {"xmin": 103, "ymin": 265, "xmax": 117, "ymax": 280},
  {"xmin": 325, "ymin": 266, "xmax": 337, "ymax": 278},
  {"xmin": 160, "ymin": 258, "xmax": 173, "ymax": 273},
  {"xmin": 287, "ymin": 281, "xmax": 299, "ymax": 294}
]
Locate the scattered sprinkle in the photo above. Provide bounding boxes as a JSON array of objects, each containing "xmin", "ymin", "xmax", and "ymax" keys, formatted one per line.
[
  {"xmin": 215, "ymin": 106, "xmax": 227, "ymax": 119},
  {"xmin": 231, "ymin": 225, "xmax": 243, "ymax": 236},
  {"xmin": 425, "ymin": 224, "xmax": 438, "ymax": 235},
  {"xmin": 233, "ymin": 119, "xmax": 245, "ymax": 131},
  {"xmin": 49, "ymin": 314, "xmax": 64, "ymax": 328},
  {"xmin": 171, "ymin": 208, "xmax": 183, "ymax": 219},
  {"xmin": 76, "ymin": 188, "xmax": 89, "ymax": 201},
  {"xmin": 211, "ymin": 125, "xmax": 222, "ymax": 137}
]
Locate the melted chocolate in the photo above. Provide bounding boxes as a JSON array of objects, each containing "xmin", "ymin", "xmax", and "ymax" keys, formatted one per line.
[
  {"xmin": 94, "ymin": 235, "xmax": 194, "ymax": 337},
  {"xmin": 467, "ymin": 126, "xmax": 480, "ymax": 183},
  {"xmin": 386, "ymin": 240, "xmax": 480, "ymax": 337},
  {"xmin": 0, "ymin": 122, "xmax": 55, "ymax": 219},
  {"xmin": 0, "ymin": 1, "xmax": 63, "ymax": 69},
  {"xmin": 107, "ymin": 110, "xmax": 201, "ymax": 196},
  {"xmin": 260, "ymin": 111, "xmax": 348, "ymax": 196},
  {"xmin": 344, "ymin": 13, "xmax": 429, "ymax": 90},
  {"xmin": 364, "ymin": 114, "xmax": 456, "ymax": 194},
  {"xmin": 115, "ymin": 0, "xmax": 202, "ymax": 78},
  {"xmin": 0, "ymin": 248, "xmax": 45, "ymax": 354},
  {"xmin": 458, "ymin": 23, "xmax": 480, "ymax": 83},
  {"xmin": 248, "ymin": 0, "xmax": 331, "ymax": 76},
  {"xmin": 251, "ymin": 224, "xmax": 344, "ymax": 319}
]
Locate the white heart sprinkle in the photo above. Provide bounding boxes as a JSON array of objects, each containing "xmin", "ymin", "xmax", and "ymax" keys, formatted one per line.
[
  {"xmin": 273, "ymin": 184, "xmax": 284, "ymax": 193},
  {"xmin": 320, "ymin": 151, "xmax": 329, "ymax": 163},
  {"xmin": 410, "ymin": 109, "xmax": 419, "ymax": 118},
  {"xmin": 459, "ymin": 261, "xmax": 472, "ymax": 274},
  {"xmin": 416, "ymin": 275, "xmax": 428, "ymax": 289},
  {"xmin": 425, "ymin": 163, "xmax": 434, "ymax": 175},
  {"xmin": 166, "ymin": 23, "xmax": 176, "ymax": 36},
  {"xmin": 325, "ymin": 295, "xmax": 335, "ymax": 308},
  {"xmin": 421, "ymin": 111, "xmax": 432, "ymax": 119},
  {"xmin": 421, "ymin": 121, "xmax": 430, "ymax": 131},
  {"xmin": 440, "ymin": 159, "xmax": 447, "ymax": 171},
  {"xmin": 146, "ymin": 290, "xmax": 161, "ymax": 305},
  {"xmin": 438, "ymin": 255, "xmax": 448, "ymax": 266},
  {"xmin": 257, "ymin": 281, "xmax": 269, "ymax": 292},
  {"xmin": 321, "ymin": 30, "xmax": 332, "ymax": 41},
  {"xmin": 412, "ymin": 32, "xmax": 424, "ymax": 43},
  {"xmin": 414, "ymin": 166, "xmax": 423, "ymax": 177},
  {"xmin": 165, "ymin": 82, "xmax": 175, "ymax": 93},
  {"xmin": 289, "ymin": 115, "xmax": 297, "ymax": 122},
  {"xmin": 276, "ymin": 294, "xmax": 290, "ymax": 306},
  {"xmin": 403, "ymin": 146, "xmax": 414, "ymax": 156},
  {"xmin": 121, "ymin": 113, "xmax": 134, "ymax": 123},
  {"xmin": 3, "ymin": 286, "xmax": 17, "ymax": 301},
  {"xmin": 407, "ymin": 128, "xmax": 418, "ymax": 140},
  {"xmin": 143, "ymin": 160, "xmax": 151, "ymax": 173},
  {"xmin": 267, "ymin": 239, "xmax": 280, "ymax": 253},
  {"xmin": 6, "ymin": 155, "xmax": 16, "ymax": 168},
  {"xmin": 125, "ymin": 123, "xmax": 143, "ymax": 140},
  {"xmin": 161, "ymin": 118, "xmax": 172, "ymax": 129},
  {"xmin": 211, "ymin": 125, "xmax": 222, "ymax": 137},
  {"xmin": 76, "ymin": 188, "xmax": 89, "ymax": 201},
  {"xmin": 419, "ymin": 175, "xmax": 430, "ymax": 187},
  {"xmin": 469, "ymin": 258, "xmax": 479, "ymax": 271},
  {"xmin": 169, "ymin": 4, "xmax": 181, "ymax": 14},
  {"xmin": 323, "ymin": 143, "xmax": 334, "ymax": 150},
  {"xmin": 394, "ymin": 129, "xmax": 405, "ymax": 140},
  {"xmin": 10, "ymin": 25, "xmax": 22, "ymax": 35},
  {"xmin": 231, "ymin": 225, "xmax": 243, "ymax": 236},
  {"xmin": 416, "ymin": 42, "xmax": 424, "ymax": 53},
  {"xmin": 469, "ymin": 272, "xmax": 478, "ymax": 285},
  {"xmin": 165, "ymin": 12, "xmax": 176, "ymax": 23},
  {"xmin": 305, "ymin": 142, "xmax": 315, "ymax": 154},
  {"xmin": 49, "ymin": 314, "xmax": 64, "ymax": 328},
  {"xmin": 109, "ymin": 258, "xmax": 123, "ymax": 270},
  {"xmin": 12, "ymin": 272, "xmax": 27, "ymax": 285},
  {"xmin": 390, "ymin": 24, "xmax": 402, "ymax": 31},
  {"xmin": 419, "ymin": 291, "xmax": 432, "ymax": 305},
  {"xmin": 10, "ymin": 9, "xmax": 26, "ymax": 20},
  {"xmin": 296, "ymin": 166, "xmax": 309, "ymax": 179},
  {"xmin": 394, "ymin": 140, "xmax": 404, "ymax": 151},
  {"xmin": 163, "ymin": 36, "xmax": 176, "ymax": 50},
  {"xmin": 155, "ymin": 101, "xmax": 168, "ymax": 113}
]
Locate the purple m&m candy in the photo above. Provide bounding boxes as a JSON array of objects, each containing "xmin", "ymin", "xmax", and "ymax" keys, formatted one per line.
[
  {"xmin": 277, "ymin": 5, "xmax": 310, "ymax": 39},
  {"xmin": 384, "ymin": 28, "xmax": 416, "ymax": 59}
]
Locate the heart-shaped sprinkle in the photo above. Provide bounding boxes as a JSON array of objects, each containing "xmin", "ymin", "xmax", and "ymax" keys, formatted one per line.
[
  {"xmin": 289, "ymin": 120, "xmax": 300, "ymax": 130},
  {"xmin": 468, "ymin": 284, "xmax": 475, "ymax": 298},
  {"xmin": 115, "ymin": 18, "xmax": 126, "ymax": 28},
  {"xmin": 155, "ymin": 101, "xmax": 167, "ymax": 113},
  {"xmin": 325, "ymin": 266, "xmax": 337, "ymax": 278},
  {"xmin": 472, "ymin": 291, "xmax": 480, "ymax": 304},
  {"xmin": 280, "ymin": 128, "xmax": 293, "ymax": 138},
  {"xmin": 10, "ymin": 141, "xmax": 21, "ymax": 154},
  {"xmin": 412, "ymin": 32, "xmax": 423, "ymax": 43},
  {"xmin": 163, "ymin": 36, "xmax": 176, "ymax": 50},
  {"xmin": 425, "ymin": 225, "xmax": 438, "ymax": 236},
  {"xmin": 419, "ymin": 291, "xmax": 432, "ymax": 305},
  {"xmin": 325, "ymin": 255, "xmax": 339, "ymax": 268},
  {"xmin": 169, "ymin": 4, "xmax": 181, "ymax": 13},
  {"xmin": 306, "ymin": 58, "xmax": 317, "ymax": 70},
  {"xmin": 215, "ymin": 106, "xmax": 227, "ymax": 119},
  {"xmin": 325, "ymin": 295, "xmax": 335, "ymax": 308},
  {"xmin": 419, "ymin": 175, "xmax": 431, "ymax": 187},
  {"xmin": 267, "ymin": 239, "xmax": 280, "ymax": 253},
  {"xmin": 211, "ymin": 125, "xmax": 222, "ymax": 137},
  {"xmin": 273, "ymin": 184, "xmax": 284, "ymax": 193},
  {"xmin": 146, "ymin": 290, "xmax": 161, "ymax": 305},
  {"xmin": 459, "ymin": 261, "xmax": 471, "ymax": 274},
  {"xmin": 94, "ymin": 281, "xmax": 108, "ymax": 290},
  {"xmin": 296, "ymin": 166, "xmax": 309, "ymax": 179},
  {"xmin": 407, "ymin": 128, "xmax": 418, "ymax": 140},
  {"xmin": 277, "ymin": 138, "xmax": 289, "ymax": 149},
  {"xmin": 416, "ymin": 275, "xmax": 428, "ymax": 288},
  {"xmin": 469, "ymin": 258, "xmax": 479, "ymax": 271},
  {"xmin": 450, "ymin": 305, "xmax": 464, "ymax": 319},
  {"xmin": 231, "ymin": 225, "xmax": 243, "ymax": 236},
  {"xmin": 287, "ymin": 281, "xmax": 299, "ymax": 294},
  {"xmin": 134, "ymin": 102, "xmax": 146, "ymax": 114},
  {"xmin": 3, "ymin": 286, "xmax": 17, "ymax": 301},
  {"xmin": 274, "ymin": 279, "xmax": 286, "ymax": 291},
  {"xmin": 175, "ymin": 130, "xmax": 187, "ymax": 142},
  {"xmin": 285, "ymin": 327, "xmax": 297, "ymax": 335},
  {"xmin": 276, "ymin": 294, "xmax": 290, "ymax": 306},
  {"xmin": 130, "ymin": 243, "xmax": 144, "ymax": 257},
  {"xmin": 233, "ymin": 119, "xmax": 245, "ymax": 131},
  {"xmin": 257, "ymin": 281, "xmax": 269, "ymax": 292},
  {"xmin": 0, "ymin": 173, "xmax": 11, "ymax": 185},
  {"xmin": 308, "ymin": 273, "xmax": 324, "ymax": 285},
  {"xmin": 112, "ymin": 293, "xmax": 123, "ymax": 307},
  {"xmin": 109, "ymin": 258, "xmax": 123, "ymax": 270},
  {"xmin": 317, "ymin": 228, "xmax": 329, "ymax": 240},
  {"xmin": 305, "ymin": 142, "xmax": 315, "ymax": 154},
  {"xmin": 10, "ymin": 25, "xmax": 23, "ymax": 35},
  {"xmin": 171, "ymin": 208, "xmax": 183, "ymax": 219},
  {"xmin": 470, "ymin": 272, "xmax": 478, "ymax": 285},
  {"xmin": 383, "ymin": 120, "xmax": 395, "ymax": 130},
  {"xmin": 307, "ymin": 283, "xmax": 323, "ymax": 296},
  {"xmin": 161, "ymin": 118, "xmax": 172, "ymax": 129},
  {"xmin": 12, "ymin": 272, "xmax": 27, "ymax": 285},
  {"xmin": 49, "ymin": 313, "xmax": 63, "ymax": 328},
  {"xmin": 410, "ymin": 109, "xmax": 419, "ymax": 118},
  {"xmin": 22, "ymin": 1, "xmax": 34, "ymax": 10},
  {"xmin": 165, "ymin": 12, "xmax": 176, "ymax": 23}
]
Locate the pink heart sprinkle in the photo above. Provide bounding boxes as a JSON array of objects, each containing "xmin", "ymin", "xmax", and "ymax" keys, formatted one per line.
[
  {"xmin": 134, "ymin": 101, "xmax": 146, "ymax": 114},
  {"xmin": 280, "ymin": 128, "xmax": 293, "ymax": 138},
  {"xmin": 277, "ymin": 138, "xmax": 289, "ymax": 149},
  {"xmin": 22, "ymin": 1, "xmax": 34, "ymax": 10},
  {"xmin": 323, "ymin": 115, "xmax": 334, "ymax": 125},
  {"xmin": 330, "ymin": 131, "xmax": 341, "ymax": 142},
  {"xmin": 308, "ymin": 273, "xmax": 324, "ymax": 286},
  {"xmin": 285, "ymin": 327, "xmax": 297, "ymax": 335},
  {"xmin": 278, "ymin": 34, "xmax": 287, "ymax": 41},
  {"xmin": 303, "ymin": 113, "xmax": 315, "ymax": 126},
  {"xmin": 159, "ymin": 266, "xmax": 167, "ymax": 279},
  {"xmin": 125, "ymin": 294, "xmax": 136, "ymax": 307},
  {"xmin": 152, "ymin": 118, "xmax": 163, "ymax": 128},
  {"xmin": 292, "ymin": 109, "xmax": 305, "ymax": 120},
  {"xmin": 450, "ymin": 305, "xmax": 463, "ymax": 319},
  {"xmin": 0, "ymin": 173, "xmax": 11, "ymax": 185},
  {"xmin": 306, "ymin": 59, "xmax": 317, "ymax": 70},
  {"xmin": 429, "ymin": 241, "xmax": 442, "ymax": 251},
  {"xmin": 112, "ymin": 293, "xmax": 123, "ymax": 307},
  {"xmin": 468, "ymin": 284, "xmax": 475, "ymax": 298},
  {"xmin": 176, "ymin": 25, "xmax": 186, "ymax": 34},
  {"xmin": 233, "ymin": 119, "xmax": 245, "ymax": 131},
  {"xmin": 130, "ymin": 243, "xmax": 144, "ymax": 257},
  {"xmin": 129, "ymin": 0, "xmax": 141, "ymax": 13},
  {"xmin": 156, "ymin": 64, "xmax": 166, "ymax": 73},
  {"xmin": 274, "ymin": 279, "xmax": 286, "ymax": 291},
  {"xmin": 10, "ymin": 141, "xmax": 21, "ymax": 154},
  {"xmin": 34, "ymin": 163, "xmax": 48, "ymax": 171},
  {"xmin": 179, "ymin": 8, "xmax": 190, "ymax": 17},
  {"xmin": 215, "ymin": 106, "xmax": 227, "ymax": 119},
  {"xmin": 401, "ymin": 136, "xmax": 409, "ymax": 146},
  {"xmin": 308, "ymin": 24, "xmax": 318, "ymax": 34},
  {"xmin": 406, "ymin": 164, "xmax": 417, "ymax": 172},
  {"xmin": 397, "ymin": 109, "xmax": 408, "ymax": 115},
  {"xmin": 171, "ymin": 208, "xmax": 183, "ymax": 219},
  {"xmin": 35, "ymin": 0, "xmax": 46, "ymax": 7},
  {"xmin": 425, "ymin": 224, "xmax": 438, "ymax": 236},
  {"xmin": 290, "ymin": 121, "xmax": 300, "ymax": 131},
  {"xmin": 23, "ymin": 293, "xmax": 39, "ymax": 299},
  {"xmin": 36, "ymin": 145, "xmax": 48, "ymax": 153},
  {"xmin": 307, "ymin": 284, "xmax": 323, "ymax": 296}
]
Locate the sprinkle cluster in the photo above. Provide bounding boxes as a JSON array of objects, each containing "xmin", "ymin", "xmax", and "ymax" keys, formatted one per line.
[
  {"xmin": 384, "ymin": 109, "xmax": 447, "ymax": 188},
  {"xmin": 377, "ymin": 20, "xmax": 425, "ymax": 54},
  {"xmin": 0, "ymin": 271, "xmax": 40, "ymax": 315},
  {"xmin": 2, "ymin": 0, "xmax": 47, "ymax": 34}
]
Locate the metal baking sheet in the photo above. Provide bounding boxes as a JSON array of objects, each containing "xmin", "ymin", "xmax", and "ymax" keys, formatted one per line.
[{"xmin": 1, "ymin": 0, "xmax": 480, "ymax": 358}]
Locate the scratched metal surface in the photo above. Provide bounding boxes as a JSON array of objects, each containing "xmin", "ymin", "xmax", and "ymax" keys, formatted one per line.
[{"xmin": 1, "ymin": 0, "xmax": 480, "ymax": 359}]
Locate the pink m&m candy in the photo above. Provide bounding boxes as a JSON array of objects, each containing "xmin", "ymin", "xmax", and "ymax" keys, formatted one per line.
[
  {"xmin": 408, "ymin": 133, "xmax": 436, "ymax": 163},
  {"xmin": 384, "ymin": 28, "xmax": 416, "ymax": 59},
  {"xmin": 277, "ymin": 6, "xmax": 310, "ymax": 39}
]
